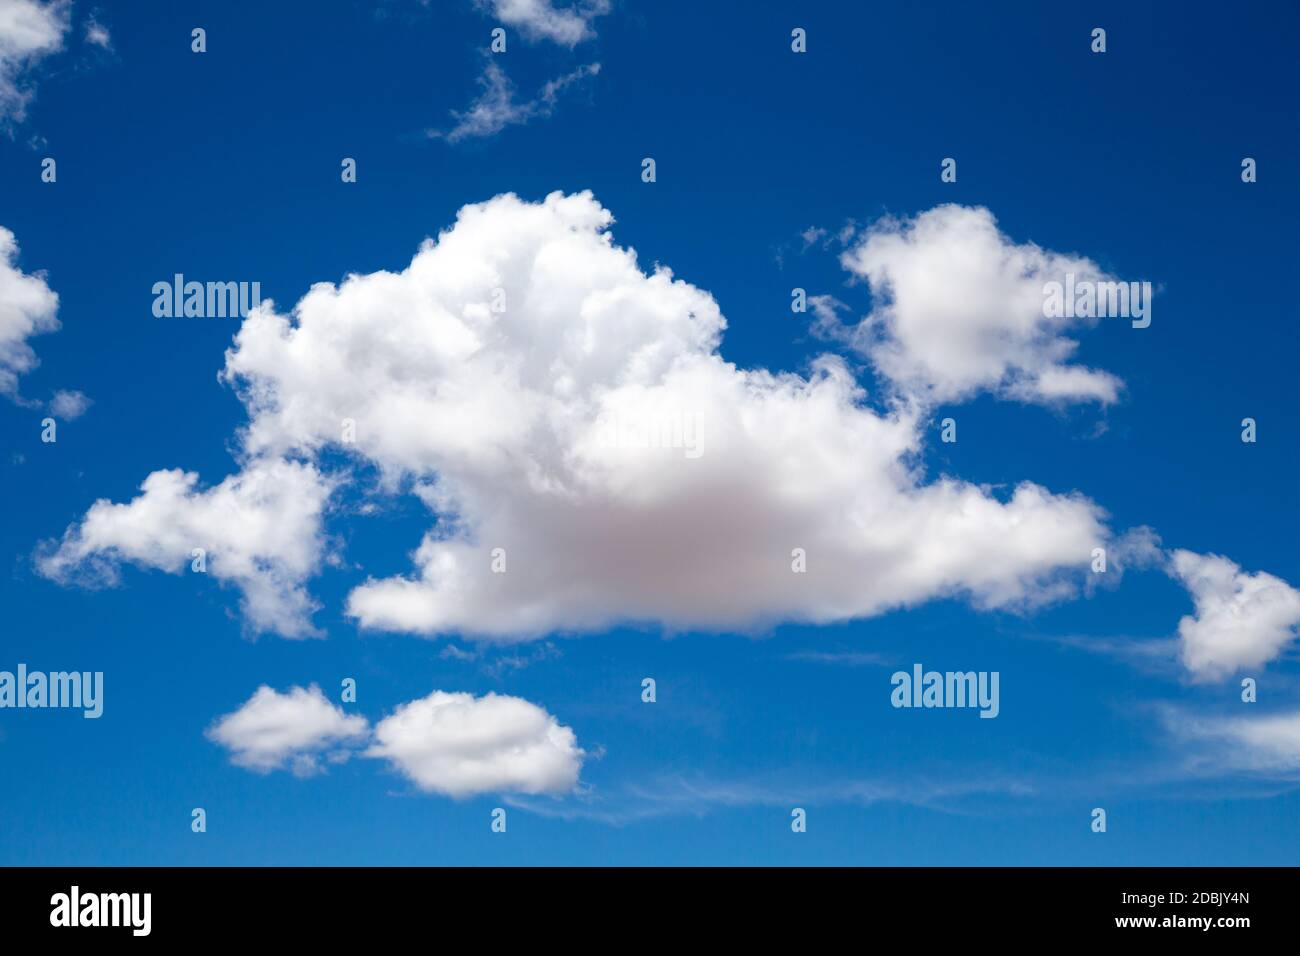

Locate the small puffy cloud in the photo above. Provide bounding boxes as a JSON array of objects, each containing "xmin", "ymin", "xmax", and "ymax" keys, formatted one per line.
[
  {"xmin": 48, "ymin": 388, "xmax": 90, "ymax": 419},
  {"xmin": 478, "ymin": 0, "xmax": 609, "ymax": 46},
  {"xmin": 38, "ymin": 458, "xmax": 334, "ymax": 638},
  {"xmin": 838, "ymin": 205, "xmax": 1123, "ymax": 405},
  {"xmin": 366, "ymin": 690, "xmax": 584, "ymax": 797},
  {"xmin": 0, "ymin": 226, "xmax": 89, "ymax": 411},
  {"xmin": 0, "ymin": 225, "xmax": 59, "ymax": 399},
  {"xmin": 799, "ymin": 226, "xmax": 828, "ymax": 249},
  {"xmin": 83, "ymin": 17, "xmax": 110, "ymax": 51},
  {"xmin": 207, "ymin": 685, "xmax": 369, "ymax": 775},
  {"xmin": 1169, "ymin": 550, "xmax": 1300, "ymax": 681},
  {"xmin": 434, "ymin": 59, "xmax": 599, "ymax": 143},
  {"xmin": 0, "ymin": 0, "xmax": 69, "ymax": 124}
]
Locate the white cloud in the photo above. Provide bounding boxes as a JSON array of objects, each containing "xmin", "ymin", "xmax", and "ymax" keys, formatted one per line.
[
  {"xmin": 0, "ymin": 0, "xmax": 69, "ymax": 125},
  {"xmin": 39, "ymin": 458, "xmax": 334, "ymax": 638},
  {"xmin": 1169, "ymin": 550, "xmax": 1300, "ymax": 681},
  {"xmin": 0, "ymin": 224, "xmax": 85, "ymax": 409},
  {"xmin": 1162, "ymin": 702, "xmax": 1300, "ymax": 775},
  {"xmin": 366, "ymin": 690, "xmax": 584, "ymax": 797},
  {"xmin": 837, "ymin": 205, "xmax": 1123, "ymax": 405},
  {"xmin": 48, "ymin": 387, "xmax": 90, "ymax": 419},
  {"xmin": 799, "ymin": 226, "xmax": 828, "ymax": 249},
  {"xmin": 478, "ymin": 0, "xmax": 609, "ymax": 46},
  {"xmin": 434, "ymin": 59, "xmax": 599, "ymax": 142},
  {"xmin": 84, "ymin": 17, "xmax": 110, "ymax": 51},
  {"xmin": 511, "ymin": 773, "xmax": 1034, "ymax": 824},
  {"xmin": 0, "ymin": 225, "xmax": 60, "ymax": 399},
  {"xmin": 1213, "ymin": 714, "xmax": 1300, "ymax": 772},
  {"xmin": 207, "ymin": 685, "xmax": 369, "ymax": 775},
  {"xmin": 208, "ymin": 685, "xmax": 583, "ymax": 798}
]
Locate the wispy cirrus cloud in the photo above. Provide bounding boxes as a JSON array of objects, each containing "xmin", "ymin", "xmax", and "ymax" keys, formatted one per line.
[
  {"xmin": 1161, "ymin": 704, "xmax": 1300, "ymax": 777},
  {"xmin": 475, "ymin": 0, "xmax": 610, "ymax": 47},
  {"xmin": 507, "ymin": 772, "xmax": 1037, "ymax": 825},
  {"xmin": 782, "ymin": 649, "xmax": 896, "ymax": 668},
  {"xmin": 430, "ymin": 59, "xmax": 599, "ymax": 143}
]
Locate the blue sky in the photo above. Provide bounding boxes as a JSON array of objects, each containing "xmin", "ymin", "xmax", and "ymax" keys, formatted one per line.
[{"xmin": 2, "ymin": 0, "xmax": 1299, "ymax": 865}]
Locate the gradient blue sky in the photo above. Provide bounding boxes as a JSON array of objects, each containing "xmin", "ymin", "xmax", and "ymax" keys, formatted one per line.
[{"xmin": 2, "ymin": 0, "xmax": 1299, "ymax": 865}]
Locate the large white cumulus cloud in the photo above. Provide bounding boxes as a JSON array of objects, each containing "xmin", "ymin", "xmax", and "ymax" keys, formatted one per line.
[{"xmin": 217, "ymin": 190, "xmax": 1111, "ymax": 639}]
